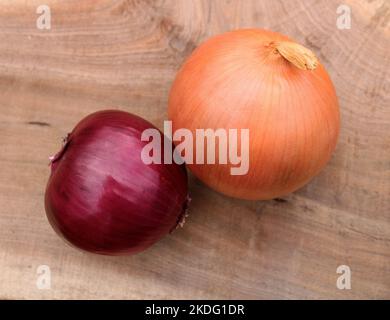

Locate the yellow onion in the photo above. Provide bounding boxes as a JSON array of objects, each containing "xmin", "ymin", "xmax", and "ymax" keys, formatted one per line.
[{"xmin": 168, "ymin": 29, "xmax": 340, "ymax": 200}]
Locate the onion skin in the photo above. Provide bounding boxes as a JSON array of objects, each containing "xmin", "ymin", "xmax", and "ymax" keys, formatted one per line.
[
  {"xmin": 168, "ymin": 29, "xmax": 340, "ymax": 200},
  {"xmin": 45, "ymin": 110, "xmax": 189, "ymax": 255}
]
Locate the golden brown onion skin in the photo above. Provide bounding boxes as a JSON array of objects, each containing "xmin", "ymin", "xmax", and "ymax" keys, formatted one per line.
[{"xmin": 168, "ymin": 29, "xmax": 340, "ymax": 200}]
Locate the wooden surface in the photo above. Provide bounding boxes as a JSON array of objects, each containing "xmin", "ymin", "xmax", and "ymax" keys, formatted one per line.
[{"xmin": 0, "ymin": 0, "xmax": 389, "ymax": 299}]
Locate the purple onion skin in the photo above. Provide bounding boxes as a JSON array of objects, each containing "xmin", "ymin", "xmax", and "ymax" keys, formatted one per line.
[{"xmin": 45, "ymin": 110, "xmax": 189, "ymax": 255}]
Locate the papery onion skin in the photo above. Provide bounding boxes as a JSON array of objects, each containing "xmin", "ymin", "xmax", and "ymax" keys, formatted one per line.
[
  {"xmin": 45, "ymin": 110, "xmax": 189, "ymax": 255},
  {"xmin": 168, "ymin": 29, "xmax": 340, "ymax": 200}
]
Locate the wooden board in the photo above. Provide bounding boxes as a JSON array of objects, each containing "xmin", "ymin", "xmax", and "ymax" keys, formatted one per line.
[{"xmin": 0, "ymin": 0, "xmax": 389, "ymax": 299}]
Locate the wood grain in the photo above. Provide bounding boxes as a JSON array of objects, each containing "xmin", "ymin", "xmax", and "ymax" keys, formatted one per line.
[{"xmin": 0, "ymin": 0, "xmax": 389, "ymax": 299}]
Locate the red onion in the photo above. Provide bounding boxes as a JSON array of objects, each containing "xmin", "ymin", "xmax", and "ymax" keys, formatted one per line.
[{"xmin": 45, "ymin": 110, "xmax": 189, "ymax": 255}]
